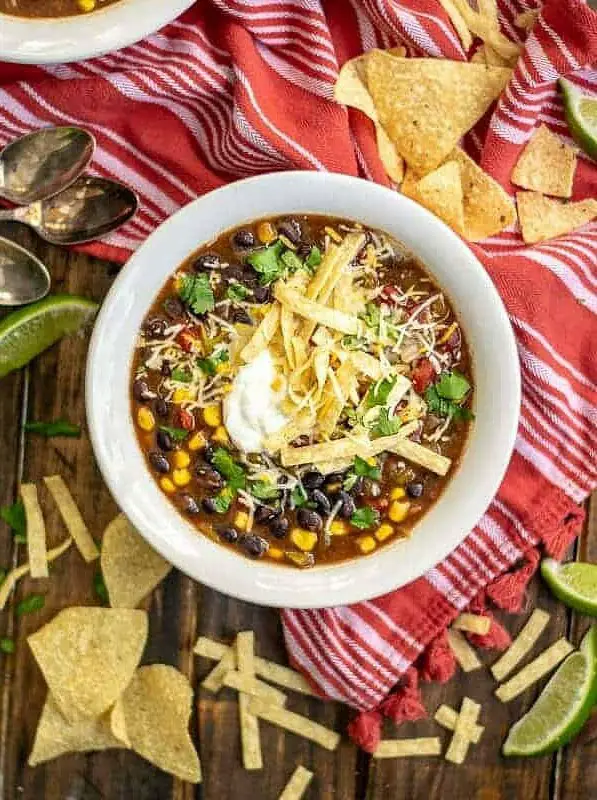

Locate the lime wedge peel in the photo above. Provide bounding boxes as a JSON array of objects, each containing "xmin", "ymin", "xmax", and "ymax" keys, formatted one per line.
[
  {"xmin": 560, "ymin": 78, "xmax": 597, "ymax": 162},
  {"xmin": 541, "ymin": 559, "xmax": 597, "ymax": 616},
  {"xmin": 503, "ymin": 626, "xmax": 597, "ymax": 757},
  {"xmin": 0, "ymin": 295, "xmax": 98, "ymax": 379}
]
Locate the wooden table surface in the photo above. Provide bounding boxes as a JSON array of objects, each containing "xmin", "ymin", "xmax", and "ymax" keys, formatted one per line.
[{"xmin": 0, "ymin": 227, "xmax": 596, "ymax": 800}]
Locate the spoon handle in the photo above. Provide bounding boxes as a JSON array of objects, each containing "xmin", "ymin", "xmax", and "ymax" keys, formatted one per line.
[
  {"xmin": 0, "ymin": 205, "xmax": 38, "ymax": 225},
  {"xmin": 0, "ymin": 208, "xmax": 18, "ymax": 222}
]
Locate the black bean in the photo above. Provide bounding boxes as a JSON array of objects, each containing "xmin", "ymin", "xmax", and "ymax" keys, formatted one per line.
[
  {"xmin": 195, "ymin": 465, "xmax": 224, "ymax": 491},
  {"xmin": 296, "ymin": 242, "xmax": 312, "ymax": 259},
  {"xmin": 160, "ymin": 361, "xmax": 172, "ymax": 378},
  {"xmin": 241, "ymin": 533, "xmax": 269, "ymax": 558},
  {"xmin": 362, "ymin": 478, "xmax": 381, "ymax": 498},
  {"xmin": 297, "ymin": 508, "xmax": 323, "ymax": 532},
  {"xmin": 164, "ymin": 296, "xmax": 185, "ymax": 320},
  {"xmin": 218, "ymin": 526, "xmax": 239, "ymax": 543},
  {"xmin": 252, "ymin": 285, "xmax": 271, "ymax": 304},
  {"xmin": 406, "ymin": 481, "xmax": 424, "ymax": 499},
  {"xmin": 254, "ymin": 505, "xmax": 282, "ymax": 525},
  {"xmin": 145, "ymin": 317, "xmax": 167, "ymax": 338},
  {"xmin": 149, "ymin": 451, "xmax": 170, "ymax": 474},
  {"xmin": 350, "ymin": 476, "xmax": 364, "ymax": 497},
  {"xmin": 133, "ymin": 379, "xmax": 152, "ymax": 402},
  {"xmin": 232, "ymin": 307, "xmax": 253, "ymax": 325},
  {"xmin": 270, "ymin": 517, "xmax": 289, "ymax": 539},
  {"xmin": 277, "ymin": 219, "xmax": 302, "ymax": 245},
  {"xmin": 337, "ymin": 491, "xmax": 356, "ymax": 519},
  {"xmin": 311, "ymin": 489, "xmax": 331, "ymax": 515},
  {"xmin": 157, "ymin": 430, "xmax": 174, "ymax": 452},
  {"xmin": 180, "ymin": 494, "xmax": 200, "ymax": 515},
  {"xmin": 324, "ymin": 471, "xmax": 347, "ymax": 486},
  {"xmin": 223, "ymin": 265, "xmax": 245, "ymax": 282},
  {"xmin": 232, "ymin": 229, "xmax": 256, "ymax": 249},
  {"xmin": 302, "ymin": 470, "xmax": 324, "ymax": 490},
  {"xmin": 154, "ymin": 398, "xmax": 169, "ymax": 418},
  {"xmin": 202, "ymin": 497, "xmax": 219, "ymax": 514},
  {"xmin": 193, "ymin": 253, "xmax": 221, "ymax": 272}
]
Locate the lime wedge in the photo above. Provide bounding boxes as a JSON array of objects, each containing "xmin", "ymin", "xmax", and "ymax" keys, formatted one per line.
[
  {"xmin": 560, "ymin": 78, "xmax": 597, "ymax": 162},
  {"xmin": 541, "ymin": 559, "xmax": 597, "ymax": 616},
  {"xmin": 503, "ymin": 626, "xmax": 597, "ymax": 757},
  {"xmin": 0, "ymin": 295, "xmax": 98, "ymax": 379}
]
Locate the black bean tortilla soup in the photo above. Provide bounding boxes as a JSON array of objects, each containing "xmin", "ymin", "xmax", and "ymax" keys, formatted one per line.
[{"xmin": 131, "ymin": 215, "xmax": 474, "ymax": 569}]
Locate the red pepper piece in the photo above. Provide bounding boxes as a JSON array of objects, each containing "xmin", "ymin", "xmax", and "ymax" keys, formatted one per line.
[{"xmin": 411, "ymin": 358, "xmax": 435, "ymax": 393}]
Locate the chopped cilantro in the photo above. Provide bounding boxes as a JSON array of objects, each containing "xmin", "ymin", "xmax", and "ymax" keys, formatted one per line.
[
  {"xmin": 434, "ymin": 371, "xmax": 471, "ymax": 403},
  {"xmin": 24, "ymin": 420, "xmax": 81, "ymax": 438},
  {"xmin": 350, "ymin": 507, "xmax": 379, "ymax": 529},
  {"xmin": 94, "ymin": 570, "xmax": 109, "ymax": 605},
  {"xmin": 353, "ymin": 456, "xmax": 381, "ymax": 481},
  {"xmin": 16, "ymin": 594, "xmax": 45, "ymax": 616},
  {"xmin": 159, "ymin": 425, "xmax": 189, "ymax": 442},
  {"xmin": 366, "ymin": 376, "xmax": 397, "ymax": 408},
  {"xmin": 249, "ymin": 480, "xmax": 280, "ymax": 501},
  {"xmin": 171, "ymin": 366, "xmax": 192, "ymax": 383},
  {"xmin": 212, "ymin": 448, "xmax": 246, "ymax": 491},
  {"xmin": 343, "ymin": 472, "xmax": 359, "ymax": 492},
  {"xmin": 375, "ymin": 408, "xmax": 402, "ymax": 437},
  {"xmin": 246, "ymin": 241, "xmax": 286, "ymax": 285},
  {"xmin": 226, "ymin": 283, "xmax": 250, "ymax": 302},
  {"xmin": 342, "ymin": 335, "xmax": 367, "ymax": 351},
  {"xmin": 305, "ymin": 245, "xmax": 322, "ymax": 268},
  {"xmin": 281, "ymin": 249, "xmax": 304, "ymax": 273},
  {"xmin": 213, "ymin": 488, "xmax": 235, "ymax": 514},
  {"xmin": 291, "ymin": 485, "xmax": 313, "ymax": 509},
  {"xmin": 179, "ymin": 273, "xmax": 215, "ymax": 316},
  {"xmin": 197, "ymin": 350, "xmax": 229, "ymax": 376},
  {"xmin": 0, "ymin": 637, "xmax": 14, "ymax": 654},
  {"xmin": 425, "ymin": 385, "xmax": 474, "ymax": 421},
  {"xmin": 360, "ymin": 302, "xmax": 381, "ymax": 330},
  {"xmin": 0, "ymin": 500, "xmax": 26, "ymax": 542}
]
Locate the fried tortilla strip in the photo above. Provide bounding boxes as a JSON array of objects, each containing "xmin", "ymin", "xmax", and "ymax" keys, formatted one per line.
[
  {"xmin": 21, "ymin": 483, "xmax": 48, "ymax": 579},
  {"xmin": 350, "ymin": 350, "xmax": 384, "ymax": 381},
  {"xmin": 373, "ymin": 738, "xmax": 442, "ymax": 759},
  {"xmin": 241, "ymin": 304, "xmax": 280, "ymax": 363},
  {"xmin": 248, "ymin": 697, "xmax": 340, "ymax": 751},
  {"xmin": 319, "ymin": 359, "xmax": 358, "ymax": 437},
  {"xmin": 278, "ymin": 765, "xmax": 314, "ymax": 800},
  {"xmin": 280, "ymin": 306, "xmax": 296, "ymax": 370},
  {"xmin": 0, "ymin": 537, "xmax": 72, "ymax": 611},
  {"xmin": 495, "ymin": 639, "xmax": 574, "ymax": 702},
  {"xmin": 264, "ymin": 409, "xmax": 316, "ymax": 453},
  {"xmin": 237, "ymin": 631, "xmax": 262, "ymax": 770},
  {"xmin": 43, "ymin": 476, "xmax": 99, "ymax": 562},
  {"xmin": 389, "ymin": 439, "xmax": 452, "ymax": 476},
  {"xmin": 445, "ymin": 697, "xmax": 482, "ymax": 764},
  {"xmin": 201, "ymin": 649, "xmax": 236, "ymax": 693},
  {"xmin": 452, "ymin": 613, "xmax": 491, "ymax": 635},
  {"xmin": 281, "ymin": 426, "xmax": 418, "ymax": 468},
  {"xmin": 435, "ymin": 704, "xmax": 484, "ymax": 744},
  {"xmin": 222, "ymin": 671, "xmax": 286, "ymax": 707},
  {"xmin": 276, "ymin": 284, "xmax": 362, "ymax": 337},
  {"xmin": 448, "ymin": 629, "xmax": 482, "ymax": 672},
  {"xmin": 491, "ymin": 609, "xmax": 550, "ymax": 681},
  {"xmin": 439, "ymin": 0, "xmax": 473, "ymax": 50},
  {"xmin": 312, "ymin": 458, "xmax": 354, "ymax": 475}
]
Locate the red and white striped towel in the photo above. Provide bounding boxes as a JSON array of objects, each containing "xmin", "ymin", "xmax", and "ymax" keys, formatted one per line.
[{"xmin": 1, "ymin": 0, "xmax": 596, "ymax": 745}]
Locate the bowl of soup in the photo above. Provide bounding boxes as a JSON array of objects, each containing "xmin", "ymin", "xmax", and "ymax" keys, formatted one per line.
[
  {"xmin": 0, "ymin": 0, "xmax": 195, "ymax": 64},
  {"xmin": 86, "ymin": 171, "xmax": 520, "ymax": 608}
]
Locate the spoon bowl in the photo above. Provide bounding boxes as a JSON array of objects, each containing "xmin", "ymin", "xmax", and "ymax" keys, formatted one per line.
[
  {"xmin": 0, "ymin": 127, "xmax": 95, "ymax": 206},
  {"xmin": 0, "ymin": 237, "xmax": 50, "ymax": 306}
]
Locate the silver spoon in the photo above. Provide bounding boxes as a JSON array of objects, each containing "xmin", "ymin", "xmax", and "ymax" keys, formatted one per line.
[
  {"xmin": 0, "ymin": 126, "xmax": 95, "ymax": 206},
  {"xmin": 0, "ymin": 237, "xmax": 50, "ymax": 306},
  {"xmin": 0, "ymin": 175, "xmax": 138, "ymax": 245}
]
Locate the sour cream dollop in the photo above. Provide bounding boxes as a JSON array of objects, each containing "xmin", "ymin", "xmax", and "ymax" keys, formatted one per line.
[{"xmin": 223, "ymin": 349, "xmax": 288, "ymax": 453}]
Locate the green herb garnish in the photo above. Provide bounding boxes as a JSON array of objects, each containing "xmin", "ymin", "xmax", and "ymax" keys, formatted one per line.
[
  {"xmin": 179, "ymin": 273, "xmax": 215, "ymax": 315},
  {"xmin": 341, "ymin": 335, "xmax": 367, "ymax": 351},
  {"xmin": 350, "ymin": 507, "xmax": 380, "ymax": 529},
  {"xmin": 16, "ymin": 594, "xmax": 45, "ymax": 616},
  {"xmin": 159, "ymin": 425, "xmax": 189, "ymax": 442},
  {"xmin": 375, "ymin": 407, "xmax": 402, "ymax": 437},
  {"xmin": 94, "ymin": 570, "xmax": 109, "ymax": 605},
  {"xmin": 353, "ymin": 456, "xmax": 381, "ymax": 481},
  {"xmin": 212, "ymin": 448, "xmax": 246, "ymax": 491},
  {"xmin": 291, "ymin": 485, "xmax": 315, "ymax": 509},
  {"xmin": 171, "ymin": 366, "xmax": 192, "ymax": 383},
  {"xmin": 226, "ymin": 283, "xmax": 250, "ymax": 302},
  {"xmin": 246, "ymin": 241, "xmax": 286, "ymax": 285},
  {"xmin": 213, "ymin": 488, "xmax": 235, "ymax": 514},
  {"xmin": 0, "ymin": 500, "xmax": 26, "ymax": 543},
  {"xmin": 249, "ymin": 480, "xmax": 280, "ymax": 501},
  {"xmin": 425, "ymin": 386, "xmax": 474, "ymax": 422},
  {"xmin": 0, "ymin": 638, "xmax": 14, "ymax": 654},
  {"xmin": 197, "ymin": 350, "xmax": 229, "ymax": 376},
  {"xmin": 305, "ymin": 246, "xmax": 322, "ymax": 268},
  {"xmin": 434, "ymin": 371, "xmax": 471, "ymax": 402},
  {"xmin": 24, "ymin": 419, "xmax": 81, "ymax": 438},
  {"xmin": 360, "ymin": 302, "xmax": 382, "ymax": 331},
  {"xmin": 366, "ymin": 376, "xmax": 397, "ymax": 408},
  {"xmin": 280, "ymin": 249, "xmax": 304, "ymax": 273}
]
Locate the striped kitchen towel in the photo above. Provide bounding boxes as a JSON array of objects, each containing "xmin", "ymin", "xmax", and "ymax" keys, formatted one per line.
[{"xmin": 1, "ymin": 0, "xmax": 596, "ymax": 746}]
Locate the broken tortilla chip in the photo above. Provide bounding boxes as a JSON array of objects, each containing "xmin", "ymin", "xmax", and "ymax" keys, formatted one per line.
[
  {"xmin": 411, "ymin": 160, "xmax": 466, "ymax": 236},
  {"xmin": 121, "ymin": 665, "xmax": 202, "ymax": 783},
  {"xmin": 43, "ymin": 475, "xmax": 99, "ymax": 562},
  {"xmin": 438, "ymin": 0, "xmax": 473, "ymax": 50},
  {"xmin": 512, "ymin": 125, "xmax": 577, "ymax": 198},
  {"xmin": 20, "ymin": 483, "xmax": 48, "ymax": 579},
  {"xmin": 101, "ymin": 513, "xmax": 171, "ymax": 609},
  {"xmin": 451, "ymin": 0, "xmax": 521, "ymax": 62},
  {"xmin": 28, "ymin": 693, "xmax": 128, "ymax": 766},
  {"xmin": 366, "ymin": 51, "xmax": 511, "ymax": 173},
  {"xmin": 517, "ymin": 191, "xmax": 597, "ymax": 244},
  {"xmin": 28, "ymin": 607, "xmax": 148, "ymax": 722}
]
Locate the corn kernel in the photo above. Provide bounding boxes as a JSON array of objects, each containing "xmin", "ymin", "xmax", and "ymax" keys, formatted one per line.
[
  {"xmin": 375, "ymin": 523, "xmax": 395, "ymax": 542},
  {"xmin": 389, "ymin": 500, "xmax": 411, "ymax": 523},
  {"xmin": 173, "ymin": 388, "xmax": 191, "ymax": 404},
  {"xmin": 356, "ymin": 535, "xmax": 376, "ymax": 554},
  {"xmin": 330, "ymin": 520, "xmax": 348, "ymax": 536},
  {"xmin": 160, "ymin": 477, "xmax": 176, "ymax": 494},
  {"xmin": 290, "ymin": 528, "xmax": 318, "ymax": 552},
  {"xmin": 188, "ymin": 432, "xmax": 206, "ymax": 451},
  {"xmin": 173, "ymin": 451, "xmax": 191, "ymax": 469},
  {"xmin": 391, "ymin": 487, "xmax": 406, "ymax": 500},
  {"xmin": 235, "ymin": 511, "xmax": 250, "ymax": 532},
  {"xmin": 77, "ymin": 0, "xmax": 96, "ymax": 11},
  {"xmin": 257, "ymin": 221, "xmax": 277, "ymax": 244},
  {"xmin": 326, "ymin": 482, "xmax": 341, "ymax": 493},
  {"xmin": 366, "ymin": 457, "xmax": 377, "ymax": 467},
  {"xmin": 172, "ymin": 468, "xmax": 191, "ymax": 488},
  {"xmin": 268, "ymin": 547, "xmax": 284, "ymax": 560},
  {"xmin": 137, "ymin": 407, "xmax": 155, "ymax": 432},
  {"xmin": 212, "ymin": 425, "xmax": 229, "ymax": 445},
  {"xmin": 203, "ymin": 405, "xmax": 222, "ymax": 427},
  {"xmin": 324, "ymin": 225, "xmax": 342, "ymax": 243}
]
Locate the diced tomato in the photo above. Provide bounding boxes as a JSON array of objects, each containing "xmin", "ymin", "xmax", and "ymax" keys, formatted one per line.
[
  {"xmin": 411, "ymin": 358, "xmax": 435, "ymax": 393},
  {"xmin": 380, "ymin": 285, "xmax": 401, "ymax": 306},
  {"xmin": 369, "ymin": 498, "xmax": 389, "ymax": 512},
  {"xmin": 175, "ymin": 330, "xmax": 195, "ymax": 353},
  {"xmin": 177, "ymin": 409, "xmax": 195, "ymax": 431}
]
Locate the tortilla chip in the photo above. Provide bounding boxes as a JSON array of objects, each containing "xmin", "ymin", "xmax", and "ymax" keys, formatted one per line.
[
  {"xmin": 451, "ymin": 0, "xmax": 521, "ymax": 62},
  {"xmin": 400, "ymin": 165, "xmax": 424, "ymax": 198},
  {"xmin": 43, "ymin": 476, "xmax": 99, "ymax": 562},
  {"xmin": 484, "ymin": 44, "xmax": 512, "ymax": 67},
  {"xmin": 29, "ymin": 693, "xmax": 128, "ymax": 766},
  {"xmin": 109, "ymin": 697, "xmax": 131, "ymax": 747},
  {"xmin": 450, "ymin": 148, "xmax": 516, "ymax": 240},
  {"xmin": 121, "ymin": 665, "xmax": 202, "ymax": 783},
  {"xmin": 28, "ymin": 607, "xmax": 148, "ymax": 722},
  {"xmin": 512, "ymin": 125, "xmax": 577, "ymax": 198},
  {"xmin": 20, "ymin": 483, "xmax": 48, "ymax": 579},
  {"xmin": 412, "ymin": 161, "xmax": 466, "ymax": 235},
  {"xmin": 366, "ymin": 51, "xmax": 511, "ymax": 173},
  {"xmin": 101, "ymin": 513, "xmax": 171, "ymax": 609},
  {"xmin": 517, "ymin": 191, "xmax": 597, "ymax": 244},
  {"xmin": 376, "ymin": 125, "xmax": 406, "ymax": 183},
  {"xmin": 515, "ymin": 9, "xmax": 539, "ymax": 30},
  {"xmin": 438, "ymin": 0, "xmax": 473, "ymax": 50}
]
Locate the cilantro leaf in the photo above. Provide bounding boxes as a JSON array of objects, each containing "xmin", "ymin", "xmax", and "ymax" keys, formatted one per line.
[
  {"xmin": 353, "ymin": 456, "xmax": 381, "ymax": 481},
  {"xmin": 212, "ymin": 448, "xmax": 246, "ymax": 491},
  {"xmin": 360, "ymin": 302, "xmax": 381, "ymax": 331},
  {"xmin": 281, "ymin": 249, "xmax": 304, "ymax": 273},
  {"xmin": 227, "ymin": 283, "xmax": 250, "ymax": 302},
  {"xmin": 306, "ymin": 246, "xmax": 322, "ymax": 268},
  {"xmin": 343, "ymin": 472, "xmax": 359, "ymax": 492},
  {"xmin": 291, "ymin": 485, "xmax": 314, "ymax": 509},
  {"xmin": 24, "ymin": 419, "xmax": 81, "ymax": 438},
  {"xmin": 213, "ymin": 488, "xmax": 235, "ymax": 514},
  {"xmin": 94, "ymin": 570, "xmax": 109, "ymax": 605},
  {"xmin": 435, "ymin": 371, "xmax": 471, "ymax": 402},
  {"xmin": 425, "ymin": 386, "xmax": 474, "ymax": 421},
  {"xmin": 249, "ymin": 480, "xmax": 280, "ymax": 501},
  {"xmin": 342, "ymin": 335, "xmax": 367, "ymax": 351},
  {"xmin": 1, "ymin": 500, "xmax": 26, "ymax": 539},
  {"xmin": 179, "ymin": 273, "xmax": 215, "ymax": 316},
  {"xmin": 246, "ymin": 241, "xmax": 286, "ymax": 285},
  {"xmin": 0, "ymin": 637, "xmax": 14, "ymax": 654},
  {"xmin": 171, "ymin": 366, "xmax": 192, "ymax": 383},
  {"xmin": 350, "ymin": 507, "xmax": 379, "ymax": 529},
  {"xmin": 366, "ymin": 377, "xmax": 397, "ymax": 408},
  {"xmin": 197, "ymin": 350, "xmax": 229, "ymax": 376},
  {"xmin": 159, "ymin": 425, "xmax": 189, "ymax": 442},
  {"xmin": 16, "ymin": 594, "xmax": 45, "ymax": 616},
  {"xmin": 375, "ymin": 408, "xmax": 402, "ymax": 437}
]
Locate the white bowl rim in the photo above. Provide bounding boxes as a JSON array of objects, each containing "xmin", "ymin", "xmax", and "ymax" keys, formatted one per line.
[
  {"xmin": 0, "ymin": 0, "xmax": 195, "ymax": 64},
  {"xmin": 86, "ymin": 170, "xmax": 521, "ymax": 609}
]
